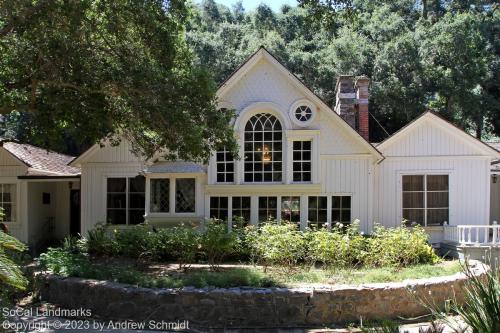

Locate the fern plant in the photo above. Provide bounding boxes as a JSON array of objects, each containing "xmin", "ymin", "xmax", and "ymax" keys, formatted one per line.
[{"xmin": 0, "ymin": 208, "xmax": 28, "ymax": 290}]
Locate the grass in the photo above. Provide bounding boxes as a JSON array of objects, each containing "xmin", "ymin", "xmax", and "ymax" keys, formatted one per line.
[
  {"xmin": 279, "ymin": 261, "xmax": 461, "ymax": 286},
  {"xmin": 39, "ymin": 249, "xmax": 461, "ymax": 289}
]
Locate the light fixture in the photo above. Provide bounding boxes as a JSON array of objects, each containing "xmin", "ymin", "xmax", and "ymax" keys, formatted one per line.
[{"xmin": 262, "ymin": 145, "xmax": 271, "ymax": 163}]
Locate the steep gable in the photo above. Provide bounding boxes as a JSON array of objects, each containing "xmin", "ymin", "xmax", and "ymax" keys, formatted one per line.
[
  {"xmin": 378, "ymin": 112, "xmax": 500, "ymax": 158},
  {"xmin": 218, "ymin": 47, "xmax": 382, "ymax": 159}
]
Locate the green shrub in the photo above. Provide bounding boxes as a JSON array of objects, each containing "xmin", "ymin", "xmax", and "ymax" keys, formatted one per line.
[
  {"xmin": 306, "ymin": 229, "xmax": 349, "ymax": 266},
  {"xmin": 84, "ymin": 224, "xmax": 118, "ymax": 256},
  {"xmin": 199, "ymin": 219, "xmax": 239, "ymax": 268},
  {"xmin": 364, "ymin": 223, "xmax": 439, "ymax": 267},
  {"xmin": 247, "ymin": 222, "xmax": 306, "ymax": 268},
  {"xmin": 306, "ymin": 220, "xmax": 368, "ymax": 267},
  {"xmin": 38, "ymin": 247, "xmax": 87, "ymax": 276},
  {"xmin": 114, "ymin": 224, "xmax": 155, "ymax": 258},
  {"xmin": 151, "ymin": 226, "xmax": 200, "ymax": 268}
]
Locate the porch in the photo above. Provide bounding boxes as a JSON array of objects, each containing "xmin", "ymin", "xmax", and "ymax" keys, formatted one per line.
[{"xmin": 441, "ymin": 224, "xmax": 500, "ymax": 264}]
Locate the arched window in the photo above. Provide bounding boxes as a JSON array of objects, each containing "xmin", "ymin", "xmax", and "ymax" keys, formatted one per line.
[{"xmin": 244, "ymin": 113, "xmax": 282, "ymax": 182}]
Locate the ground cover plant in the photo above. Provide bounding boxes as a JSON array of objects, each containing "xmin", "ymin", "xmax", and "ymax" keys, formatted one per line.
[{"xmin": 37, "ymin": 219, "xmax": 452, "ymax": 288}]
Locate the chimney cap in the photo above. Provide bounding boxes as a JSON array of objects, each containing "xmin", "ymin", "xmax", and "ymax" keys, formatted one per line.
[
  {"xmin": 355, "ymin": 75, "xmax": 370, "ymax": 85},
  {"xmin": 335, "ymin": 75, "xmax": 355, "ymax": 94}
]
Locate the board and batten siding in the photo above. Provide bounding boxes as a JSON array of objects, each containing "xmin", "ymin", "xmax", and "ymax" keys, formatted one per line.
[
  {"xmin": 320, "ymin": 157, "xmax": 373, "ymax": 232},
  {"xmin": 375, "ymin": 116, "xmax": 494, "ymax": 241}
]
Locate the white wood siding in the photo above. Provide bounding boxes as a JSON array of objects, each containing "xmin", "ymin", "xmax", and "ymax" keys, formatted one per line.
[
  {"xmin": 381, "ymin": 119, "xmax": 483, "ymax": 157},
  {"xmin": 375, "ymin": 158, "xmax": 490, "ymax": 229},
  {"xmin": 320, "ymin": 157, "xmax": 373, "ymax": 232}
]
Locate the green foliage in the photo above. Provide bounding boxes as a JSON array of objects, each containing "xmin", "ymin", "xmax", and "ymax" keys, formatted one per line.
[
  {"xmin": 199, "ymin": 219, "xmax": 239, "ymax": 268},
  {"xmin": 360, "ymin": 320, "xmax": 401, "ymax": 333},
  {"xmin": 306, "ymin": 221, "xmax": 367, "ymax": 267},
  {"xmin": 114, "ymin": 225, "xmax": 155, "ymax": 259},
  {"xmin": 246, "ymin": 222, "xmax": 307, "ymax": 268},
  {"xmin": 423, "ymin": 260, "xmax": 500, "ymax": 333},
  {"xmin": 84, "ymin": 224, "xmax": 118, "ymax": 256},
  {"xmin": 186, "ymin": 0, "xmax": 499, "ymax": 142},
  {"xmin": 365, "ymin": 223, "xmax": 440, "ymax": 267},
  {"xmin": 0, "ymin": 210, "xmax": 28, "ymax": 290},
  {"xmin": 151, "ymin": 226, "xmax": 200, "ymax": 269},
  {"xmin": 0, "ymin": 0, "xmax": 237, "ymax": 160}
]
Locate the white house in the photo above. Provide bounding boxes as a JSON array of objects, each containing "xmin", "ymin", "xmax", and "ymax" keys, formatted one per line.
[
  {"xmin": 0, "ymin": 141, "xmax": 80, "ymax": 250},
  {"xmin": 1, "ymin": 47, "xmax": 499, "ymax": 249}
]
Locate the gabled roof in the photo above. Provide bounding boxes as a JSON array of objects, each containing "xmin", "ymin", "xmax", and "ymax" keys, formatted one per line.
[
  {"xmin": 377, "ymin": 112, "xmax": 500, "ymax": 158},
  {"xmin": 217, "ymin": 46, "xmax": 383, "ymax": 160},
  {"xmin": 0, "ymin": 140, "xmax": 80, "ymax": 176}
]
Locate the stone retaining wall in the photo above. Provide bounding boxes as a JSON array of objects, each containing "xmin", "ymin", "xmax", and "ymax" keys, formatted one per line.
[{"xmin": 38, "ymin": 263, "xmax": 486, "ymax": 329}]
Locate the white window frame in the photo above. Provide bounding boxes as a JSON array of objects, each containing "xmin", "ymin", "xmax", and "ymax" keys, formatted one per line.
[
  {"xmin": 0, "ymin": 182, "xmax": 18, "ymax": 223},
  {"xmin": 145, "ymin": 173, "xmax": 201, "ymax": 218},
  {"xmin": 214, "ymin": 148, "xmax": 235, "ymax": 184},
  {"xmin": 398, "ymin": 171, "xmax": 451, "ymax": 227},
  {"xmin": 292, "ymin": 140, "xmax": 312, "ymax": 183},
  {"xmin": 243, "ymin": 113, "xmax": 284, "ymax": 184},
  {"xmin": 289, "ymin": 99, "xmax": 316, "ymax": 127},
  {"xmin": 286, "ymin": 130, "xmax": 320, "ymax": 184}
]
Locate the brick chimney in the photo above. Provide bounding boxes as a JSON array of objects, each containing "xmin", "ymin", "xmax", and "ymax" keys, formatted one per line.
[
  {"xmin": 334, "ymin": 75, "xmax": 370, "ymax": 141},
  {"xmin": 355, "ymin": 76, "xmax": 369, "ymax": 141}
]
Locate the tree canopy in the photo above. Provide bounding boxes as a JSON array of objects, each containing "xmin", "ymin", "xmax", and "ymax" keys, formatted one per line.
[
  {"xmin": 0, "ymin": 0, "xmax": 498, "ymax": 155},
  {"xmin": 0, "ymin": 0, "xmax": 236, "ymax": 161},
  {"xmin": 186, "ymin": 0, "xmax": 499, "ymax": 142}
]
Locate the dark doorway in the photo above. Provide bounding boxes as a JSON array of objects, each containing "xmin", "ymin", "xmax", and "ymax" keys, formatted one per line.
[{"xmin": 70, "ymin": 189, "xmax": 81, "ymax": 236}]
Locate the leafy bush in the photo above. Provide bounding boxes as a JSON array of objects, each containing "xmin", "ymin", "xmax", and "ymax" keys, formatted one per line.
[
  {"xmin": 151, "ymin": 226, "xmax": 200, "ymax": 269},
  {"xmin": 247, "ymin": 222, "xmax": 306, "ymax": 268},
  {"xmin": 307, "ymin": 221, "xmax": 368, "ymax": 267},
  {"xmin": 114, "ymin": 224, "xmax": 155, "ymax": 258},
  {"xmin": 365, "ymin": 223, "xmax": 439, "ymax": 267},
  {"xmin": 84, "ymin": 224, "xmax": 118, "ymax": 256},
  {"xmin": 199, "ymin": 219, "xmax": 239, "ymax": 268}
]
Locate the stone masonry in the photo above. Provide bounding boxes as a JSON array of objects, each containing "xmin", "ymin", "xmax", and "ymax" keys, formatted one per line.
[{"xmin": 38, "ymin": 263, "xmax": 486, "ymax": 329}]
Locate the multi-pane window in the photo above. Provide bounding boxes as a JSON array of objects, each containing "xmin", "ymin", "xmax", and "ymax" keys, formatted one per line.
[
  {"xmin": 244, "ymin": 113, "xmax": 283, "ymax": 182},
  {"xmin": 232, "ymin": 196, "xmax": 251, "ymax": 222},
  {"xmin": 150, "ymin": 179, "xmax": 169, "ymax": 213},
  {"xmin": 293, "ymin": 141, "xmax": 312, "ymax": 182},
  {"xmin": 175, "ymin": 178, "xmax": 196, "ymax": 213},
  {"xmin": 258, "ymin": 196, "xmax": 278, "ymax": 222},
  {"xmin": 308, "ymin": 196, "xmax": 327, "ymax": 228},
  {"xmin": 332, "ymin": 196, "xmax": 351, "ymax": 224},
  {"xmin": 402, "ymin": 175, "xmax": 449, "ymax": 226},
  {"xmin": 0, "ymin": 184, "xmax": 16, "ymax": 223},
  {"xmin": 216, "ymin": 149, "xmax": 234, "ymax": 183},
  {"xmin": 281, "ymin": 196, "xmax": 301, "ymax": 222},
  {"xmin": 107, "ymin": 176, "xmax": 145, "ymax": 225},
  {"xmin": 209, "ymin": 197, "xmax": 228, "ymax": 220}
]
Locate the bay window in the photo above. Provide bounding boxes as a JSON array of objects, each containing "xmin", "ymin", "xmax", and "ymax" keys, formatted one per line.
[
  {"xmin": 150, "ymin": 179, "xmax": 169, "ymax": 213},
  {"xmin": 175, "ymin": 178, "xmax": 196, "ymax": 213}
]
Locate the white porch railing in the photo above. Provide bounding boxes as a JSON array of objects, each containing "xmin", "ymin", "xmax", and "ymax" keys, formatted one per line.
[{"xmin": 443, "ymin": 222, "xmax": 500, "ymax": 246}]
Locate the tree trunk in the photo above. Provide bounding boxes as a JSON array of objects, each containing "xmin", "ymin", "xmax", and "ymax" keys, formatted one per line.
[{"xmin": 422, "ymin": 0, "xmax": 428, "ymax": 19}]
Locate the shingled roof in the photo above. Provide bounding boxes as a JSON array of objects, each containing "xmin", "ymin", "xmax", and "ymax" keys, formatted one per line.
[{"xmin": 1, "ymin": 141, "xmax": 80, "ymax": 176}]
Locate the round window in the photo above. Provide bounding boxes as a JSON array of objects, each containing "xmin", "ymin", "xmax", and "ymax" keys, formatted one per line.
[{"xmin": 295, "ymin": 105, "xmax": 313, "ymax": 122}]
